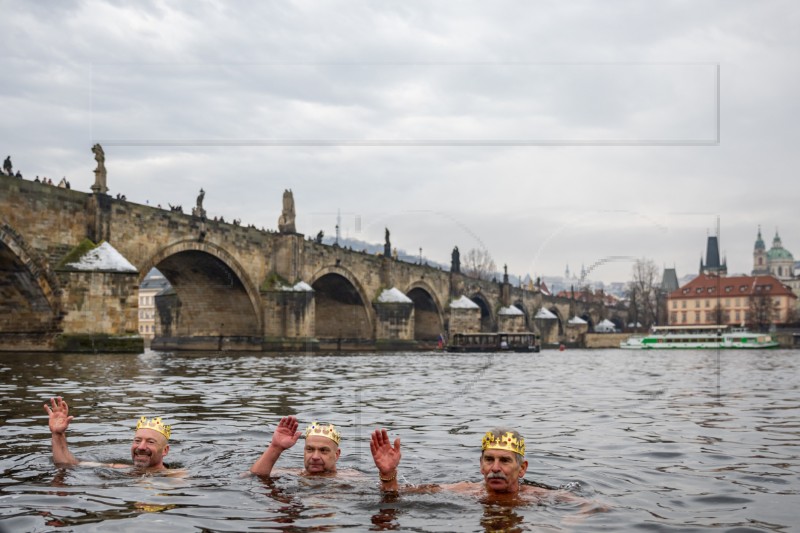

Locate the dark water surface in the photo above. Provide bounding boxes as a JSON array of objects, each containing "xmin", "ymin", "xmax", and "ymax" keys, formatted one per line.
[{"xmin": 0, "ymin": 349, "xmax": 798, "ymax": 532}]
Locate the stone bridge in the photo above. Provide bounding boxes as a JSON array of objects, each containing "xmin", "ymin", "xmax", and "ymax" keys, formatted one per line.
[{"xmin": 0, "ymin": 173, "xmax": 624, "ymax": 352}]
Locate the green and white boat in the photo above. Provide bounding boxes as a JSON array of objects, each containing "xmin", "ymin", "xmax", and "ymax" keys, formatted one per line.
[{"xmin": 620, "ymin": 325, "xmax": 780, "ymax": 349}]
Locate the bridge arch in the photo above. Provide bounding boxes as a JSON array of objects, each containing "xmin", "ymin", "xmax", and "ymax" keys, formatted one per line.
[
  {"xmin": 513, "ymin": 299, "xmax": 530, "ymax": 330},
  {"xmin": 0, "ymin": 224, "xmax": 61, "ymax": 334},
  {"xmin": 469, "ymin": 292, "xmax": 495, "ymax": 332},
  {"xmin": 404, "ymin": 281, "xmax": 445, "ymax": 341},
  {"xmin": 579, "ymin": 312, "xmax": 596, "ymax": 331},
  {"xmin": 310, "ymin": 266, "xmax": 374, "ymax": 341},
  {"xmin": 549, "ymin": 307, "xmax": 566, "ymax": 336},
  {"xmin": 142, "ymin": 240, "xmax": 262, "ymax": 337}
]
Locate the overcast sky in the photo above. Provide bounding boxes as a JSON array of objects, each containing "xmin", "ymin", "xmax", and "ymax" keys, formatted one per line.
[{"xmin": 2, "ymin": 0, "xmax": 798, "ymax": 284}]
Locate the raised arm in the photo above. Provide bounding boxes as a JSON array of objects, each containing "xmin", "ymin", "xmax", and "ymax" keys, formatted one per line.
[
  {"xmin": 250, "ymin": 415, "xmax": 302, "ymax": 476},
  {"xmin": 43, "ymin": 397, "xmax": 79, "ymax": 466},
  {"xmin": 370, "ymin": 428, "xmax": 401, "ymax": 491}
]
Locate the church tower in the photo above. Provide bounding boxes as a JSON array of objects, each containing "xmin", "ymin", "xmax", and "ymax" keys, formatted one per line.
[
  {"xmin": 767, "ymin": 230, "xmax": 795, "ymax": 280},
  {"xmin": 752, "ymin": 226, "xmax": 768, "ymax": 275},
  {"xmin": 700, "ymin": 235, "xmax": 727, "ymax": 276}
]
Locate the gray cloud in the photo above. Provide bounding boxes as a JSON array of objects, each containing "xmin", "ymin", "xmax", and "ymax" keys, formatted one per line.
[{"xmin": 2, "ymin": 0, "xmax": 798, "ymax": 283}]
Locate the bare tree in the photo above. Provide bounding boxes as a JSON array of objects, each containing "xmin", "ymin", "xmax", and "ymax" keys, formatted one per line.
[
  {"xmin": 709, "ymin": 304, "xmax": 723, "ymax": 325},
  {"xmin": 627, "ymin": 258, "xmax": 659, "ymax": 328},
  {"xmin": 462, "ymin": 248, "xmax": 497, "ymax": 281},
  {"xmin": 747, "ymin": 292, "xmax": 779, "ymax": 332}
]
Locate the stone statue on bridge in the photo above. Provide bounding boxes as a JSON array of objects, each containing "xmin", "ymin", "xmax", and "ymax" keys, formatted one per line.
[
  {"xmin": 91, "ymin": 144, "xmax": 108, "ymax": 194},
  {"xmin": 451, "ymin": 246, "xmax": 460, "ymax": 273},
  {"xmin": 192, "ymin": 188, "xmax": 207, "ymax": 219},
  {"xmin": 278, "ymin": 189, "xmax": 296, "ymax": 233},
  {"xmin": 384, "ymin": 228, "xmax": 391, "ymax": 257}
]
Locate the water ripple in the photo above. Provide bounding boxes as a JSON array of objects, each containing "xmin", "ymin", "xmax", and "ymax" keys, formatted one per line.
[{"xmin": 0, "ymin": 349, "xmax": 798, "ymax": 531}]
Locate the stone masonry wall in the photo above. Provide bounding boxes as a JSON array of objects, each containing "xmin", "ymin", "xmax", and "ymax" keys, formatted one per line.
[
  {"xmin": 58, "ymin": 271, "xmax": 140, "ymax": 335},
  {"xmin": 373, "ymin": 302, "xmax": 414, "ymax": 340}
]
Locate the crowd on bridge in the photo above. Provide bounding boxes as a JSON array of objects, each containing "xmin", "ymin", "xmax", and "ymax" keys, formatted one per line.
[{"xmin": 3, "ymin": 155, "xmax": 71, "ymax": 188}]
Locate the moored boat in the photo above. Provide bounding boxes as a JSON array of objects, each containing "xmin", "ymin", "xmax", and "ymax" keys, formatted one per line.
[
  {"xmin": 620, "ymin": 325, "xmax": 779, "ymax": 349},
  {"xmin": 446, "ymin": 332, "xmax": 540, "ymax": 353}
]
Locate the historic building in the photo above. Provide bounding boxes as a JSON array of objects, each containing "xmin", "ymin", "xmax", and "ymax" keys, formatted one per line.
[
  {"xmin": 752, "ymin": 227, "xmax": 795, "ymax": 280},
  {"xmin": 138, "ymin": 269, "xmax": 170, "ymax": 345},
  {"xmin": 667, "ymin": 232, "xmax": 797, "ymax": 327},
  {"xmin": 667, "ymin": 274, "xmax": 796, "ymax": 327}
]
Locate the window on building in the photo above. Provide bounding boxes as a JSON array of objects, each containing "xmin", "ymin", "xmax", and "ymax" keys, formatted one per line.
[
  {"xmin": 681, "ymin": 311, "xmax": 687, "ymax": 322},
  {"xmin": 735, "ymin": 310, "xmax": 740, "ymax": 321},
  {"xmin": 695, "ymin": 311, "xmax": 700, "ymax": 322},
  {"xmin": 705, "ymin": 299, "xmax": 710, "ymax": 308},
  {"xmin": 682, "ymin": 300, "xmax": 686, "ymax": 309}
]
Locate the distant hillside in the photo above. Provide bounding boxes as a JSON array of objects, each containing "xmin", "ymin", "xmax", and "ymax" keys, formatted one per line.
[{"xmin": 321, "ymin": 236, "xmax": 449, "ymax": 270}]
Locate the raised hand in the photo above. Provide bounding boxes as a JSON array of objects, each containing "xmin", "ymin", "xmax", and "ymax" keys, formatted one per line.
[
  {"xmin": 44, "ymin": 397, "xmax": 74, "ymax": 435},
  {"xmin": 370, "ymin": 428, "xmax": 401, "ymax": 476},
  {"xmin": 271, "ymin": 415, "xmax": 302, "ymax": 450}
]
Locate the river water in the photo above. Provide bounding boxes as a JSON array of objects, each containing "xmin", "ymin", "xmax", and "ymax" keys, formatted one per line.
[{"xmin": 0, "ymin": 348, "xmax": 798, "ymax": 532}]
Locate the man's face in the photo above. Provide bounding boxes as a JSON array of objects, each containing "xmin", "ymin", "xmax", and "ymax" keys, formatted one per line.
[
  {"xmin": 303, "ymin": 435, "xmax": 340, "ymax": 474},
  {"xmin": 131, "ymin": 428, "xmax": 169, "ymax": 469},
  {"xmin": 480, "ymin": 449, "xmax": 528, "ymax": 494}
]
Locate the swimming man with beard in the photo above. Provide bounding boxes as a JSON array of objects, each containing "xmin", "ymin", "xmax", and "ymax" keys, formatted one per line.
[{"xmin": 44, "ymin": 396, "xmax": 175, "ymax": 473}]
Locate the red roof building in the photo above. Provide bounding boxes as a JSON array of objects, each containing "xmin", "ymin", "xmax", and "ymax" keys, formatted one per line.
[{"xmin": 667, "ymin": 273, "xmax": 796, "ymax": 326}]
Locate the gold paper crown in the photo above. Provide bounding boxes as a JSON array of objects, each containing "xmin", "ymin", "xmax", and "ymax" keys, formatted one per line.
[
  {"xmin": 135, "ymin": 416, "xmax": 171, "ymax": 440},
  {"xmin": 481, "ymin": 431, "xmax": 525, "ymax": 456},
  {"xmin": 303, "ymin": 421, "xmax": 341, "ymax": 445}
]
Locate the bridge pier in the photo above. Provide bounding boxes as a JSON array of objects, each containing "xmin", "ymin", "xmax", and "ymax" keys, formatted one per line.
[
  {"xmin": 535, "ymin": 318, "xmax": 561, "ymax": 346},
  {"xmin": 448, "ymin": 297, "xmax": 482, "ymax": 333},
  {"xmin": 373, "ymin": 299, "xmax": 417, "ymax": 350},
  {"xmin": 261, "ymin": 285, "xmax": 319, "ymax": 352},
  {"xmin": 497, "ymin": 308, "xmax": 527, "ymax": 332},
  {"xmin": 55, "ymin": 269, "xmax": 144, "ymax": 352}
]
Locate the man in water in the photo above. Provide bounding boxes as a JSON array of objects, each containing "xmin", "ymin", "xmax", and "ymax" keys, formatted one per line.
[
  {"xmin": 250, "ymin": 416, "xmax": 342, "ymax": 477},
  {"xmin": 370, "ymin": 426, "xmax": 605, "ymax": 511},
  {"xmin": 44, "ymin": 396, "xmax": 172, "ymax": 472}
]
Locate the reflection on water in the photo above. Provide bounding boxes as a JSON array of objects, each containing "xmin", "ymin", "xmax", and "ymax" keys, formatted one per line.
[{"xmin": 1, "ymin": 349, "xmax": 798, "ymax": 531}]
